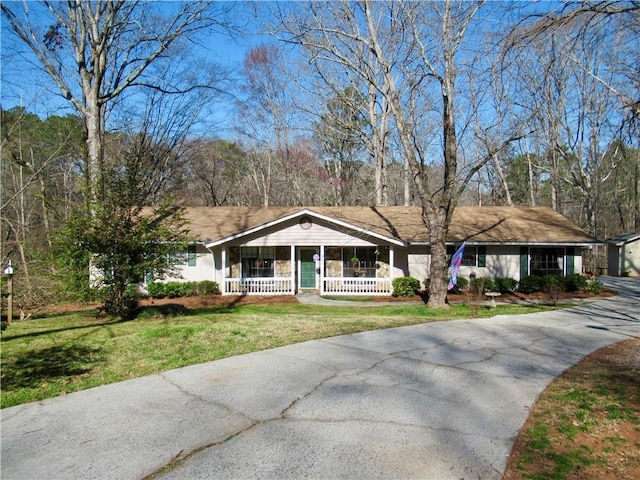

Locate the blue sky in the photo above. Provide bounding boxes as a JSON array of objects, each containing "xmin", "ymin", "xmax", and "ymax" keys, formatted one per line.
[
  {"xmin": 0, "ymin": 1, "xmax": 271, "ymax": 136},
  {"xmin": 1, "ymin": 1, "xmax": 569, "ymax": 139}
]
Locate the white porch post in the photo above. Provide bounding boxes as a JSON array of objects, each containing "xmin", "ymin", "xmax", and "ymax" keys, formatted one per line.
[
  {"xmin": 389, "ymin": 246, "xmax": 395, "ymax": 294},
  {"xmin": 221, "ymin": 247, "xmax": 227, "ymax": 294},
  {"xmin": 290, "ymin": 245, "xmax": 296, "ymax": 294},
  {"xmin": 320, "ymin": 245, "xmax": 325, "ymax": 295}
]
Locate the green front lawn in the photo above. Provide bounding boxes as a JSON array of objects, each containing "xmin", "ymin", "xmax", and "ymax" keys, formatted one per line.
[{"xmin": 1, "ymin": 302, "xmax": 557, "ymax": 408}]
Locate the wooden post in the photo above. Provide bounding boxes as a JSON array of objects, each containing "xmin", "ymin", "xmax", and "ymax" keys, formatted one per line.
[
  {"xmin": 6, "ymin": 274, "xmax": 13, "ymax": 326},
  {"xmin": 4, "ymin": 261, "xmax": 14, "ymax": 325}
]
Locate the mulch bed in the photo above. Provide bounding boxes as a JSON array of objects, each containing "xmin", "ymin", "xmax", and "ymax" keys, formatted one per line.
[
  {"xmin": 370, "ymin": 288, "xmax": 615, "ymax": 304},
  {"xmin": 40, "ymin": 288, "xmax": 615, "ymax": 315}
]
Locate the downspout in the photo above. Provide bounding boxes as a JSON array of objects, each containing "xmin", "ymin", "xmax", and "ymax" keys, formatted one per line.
[
  {"xmin": 389, "ymin": 246, "xmax": 395, "ymax": 294},
  {"xmin": 290, "ymin": 245, "xmax": 296, "ymax": 295},
  {"xmin": 320, "ymin": 245, "xmax": 325, "ymax": 295}
]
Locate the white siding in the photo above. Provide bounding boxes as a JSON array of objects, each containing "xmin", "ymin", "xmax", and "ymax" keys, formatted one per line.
[
  {"xmin": 626, "ymin": 239, "xmax": 640, "ymax": 276},
  {"xmin": 161, "ymin": 245, "xmax": 214, "ymax": 283},
  {"xmin": 462, "ymin": 246, "xmax": 521, "ymax": 280},
  {"xmin": 177, "ymin": 243, "xmax": 585, "ymax": 287},
  {"xmin": 213, "ymin": 249, "xmax": 225, "ymax": 286},
  {"xmin": 240, "ymin": 219, "xmax": 377, "ymax": 247},
  {"xmin": 608, "ymin": 238, "xmax": 640, "ymax": 277},
  {"xmin": 407, "ymin": 246, "xmax": 524, "ymax": 282},
  {"xmin": 574, "ymin": 252, "xmax": 584, "ymax": 276},
  {"xmin": 406, "ymin": 246, "xmax": 430, "ymax": 282},
  {"xmin": 405, "ymin": 245, "xmax": 523, "ymax": 282}
]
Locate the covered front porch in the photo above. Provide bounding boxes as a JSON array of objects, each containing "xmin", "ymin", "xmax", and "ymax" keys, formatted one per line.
[{"xmin": 220, "ymin": 245, "xmax": 395, "ymax": 296}]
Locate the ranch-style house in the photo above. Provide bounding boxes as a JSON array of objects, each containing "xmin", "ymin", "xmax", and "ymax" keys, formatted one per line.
[{"xmin": 159, "ymin": 206, "xmax": 599, "ymax": 296}]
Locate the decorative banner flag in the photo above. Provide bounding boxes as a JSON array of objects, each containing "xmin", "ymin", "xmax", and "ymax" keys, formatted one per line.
[{"xmin": 447, "ymin": 241, "xmax": 466, "ymax": 290}]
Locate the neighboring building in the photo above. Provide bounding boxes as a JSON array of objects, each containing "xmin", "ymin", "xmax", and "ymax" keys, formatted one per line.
[
  {"xmin": 606, "ymin": 233, "xmax": 640, "ymax": 277},
  {"xmin": 162, "ymin": 206, "xmax": 600, "ymax": 295}
]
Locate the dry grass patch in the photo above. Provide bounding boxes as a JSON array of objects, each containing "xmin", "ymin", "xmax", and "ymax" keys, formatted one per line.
[{"xmin": 504, "ymin": 337, "xmax": 640, "ymax": 480}]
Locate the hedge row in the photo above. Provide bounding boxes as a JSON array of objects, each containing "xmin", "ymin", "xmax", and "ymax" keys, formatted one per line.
[
  {"xmin": 390, "ymin": 273, "xmax": 601, "ymax": 297},
  {"xmin": 516, "ymin": 274, "xmax": 599, "ymax": 293},
  {"xmin": 145, "ymin": 280, "xmax": 220, "ymax": 299},
  {"xmin": 464, "ymin": 273, "xmax": 600, "ymax": 294}
]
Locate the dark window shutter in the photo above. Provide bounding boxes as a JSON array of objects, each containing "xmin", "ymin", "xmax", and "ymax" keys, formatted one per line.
[
  {"xmin": 566, "ymin": 247, "xmax": 575, "ymax": 275},
  {"xmin": 446, "ymin": 245, "xmax": 455, "ymax": 263},
  {"xmin": 188, "ymin": 245, "xmax": 197, "ymax": 266},
  {"xmin": 477, "ymin": 246, "xmax": 486, "ymax": 267},
  {"xmin": 520, "ymin": 247, "xmax": 529, "ymax": 279}
]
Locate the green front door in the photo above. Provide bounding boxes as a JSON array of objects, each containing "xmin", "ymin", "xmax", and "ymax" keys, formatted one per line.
[{"xmin": 300, "ymin": 249, "xmax": 317, "ymax": 289}]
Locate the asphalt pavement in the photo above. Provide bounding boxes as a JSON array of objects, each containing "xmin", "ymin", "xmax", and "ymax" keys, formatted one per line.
[{"xmin": 1, "ymin": 277, "xmax": 638, "ymax": 480}]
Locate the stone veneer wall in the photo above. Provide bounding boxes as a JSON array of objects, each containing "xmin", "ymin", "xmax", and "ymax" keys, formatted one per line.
[
  {"xmin": 325, "ymin": 247, "xmax": 342, "ymax": 277},
  {"xmin": 275, "ymin": 246, "xmax": 291, "ymax": 277},
  {"xmin": 228, "ymin": 247, "xmax": 240, "ymax": 278}
]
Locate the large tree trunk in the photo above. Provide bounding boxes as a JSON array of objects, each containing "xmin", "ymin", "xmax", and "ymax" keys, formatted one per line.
[
  {"xmin": 425, "ymin": 208, "xmax": 450, "ymax": 308},
  {"xmin": 425, "ymin": 52, "xmax": 458, "ymax": 308},
  {"xmin": 84, "ymin": 99, "xmax": 105, "ymax": 205}
]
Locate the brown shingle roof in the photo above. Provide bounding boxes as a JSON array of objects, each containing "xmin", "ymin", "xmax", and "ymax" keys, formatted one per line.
[
  {"xmin": 447, "ymin": 206, "xmax": 597, "ymax": 244},
  {"xmin": 179, "ymin": 206, "xmax": 597, "ymax": 245}
]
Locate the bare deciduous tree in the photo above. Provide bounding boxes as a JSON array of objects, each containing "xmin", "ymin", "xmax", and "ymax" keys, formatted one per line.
[
  {"xmin": 272, "ymin": 0, "xmax": 528, "ymax": 307},
  {"xmin": 2, "ymin": 0, "xmax": 228, "ymax": 205},
  {"xmin": 1, "ymin": 108, "xmax": 84, "ymax": 313},
  {"xmin": 505, "ymin": 1, "xmax": 639, "ymax": 238},
  {"xmin": 236, "ymin": 44, "xmax": 296, "ymax": 206}
]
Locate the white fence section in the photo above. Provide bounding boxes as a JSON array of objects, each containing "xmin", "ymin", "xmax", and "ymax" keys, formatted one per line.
[
  {"xmin": 322, "ymin": 277, "xmax": 392, "ymax": 296},
  {"xmin": 225, "ymin": 278, "xmax": 294, "ymax": 295}
]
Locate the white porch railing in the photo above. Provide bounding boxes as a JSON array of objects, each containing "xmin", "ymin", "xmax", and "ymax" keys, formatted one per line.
[
  {"xmin": 322, "ymin": 277, "xmax": 392, "ymax": 296},
  {"xmin": 225, "ymin": 278, "xmax": 294, "ymax": 295},
  {"xmin": 224, "ymin": 276, "xmax": 392, "ymax": 296}
]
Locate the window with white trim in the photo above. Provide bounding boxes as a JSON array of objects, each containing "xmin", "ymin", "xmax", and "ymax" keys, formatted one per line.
[
  {"xmin": 171, "ymin": 245, "xmax": 197, "ymax": 266},
  {"xmin": 530, "ymin": 247, "xmax": 564, "ymax": 276},
  {"xmin": 241, "ymin": 247, "xmax": 275, "ymax": 278},
  {"xmin": 447, "ymin": 245, "xmax": 486, "ymax": 267},
  {"xmin": 343, "ymin": 247, "xmax": 377, "ymax": 277}
]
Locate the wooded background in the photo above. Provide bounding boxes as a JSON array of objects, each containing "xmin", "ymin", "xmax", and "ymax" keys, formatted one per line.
[{"xmin": 1, "ymin": 1, "xmax": 638, "ymax": 311}]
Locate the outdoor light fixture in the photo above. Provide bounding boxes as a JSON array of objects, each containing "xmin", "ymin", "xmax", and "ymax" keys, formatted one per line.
[{"xmin": 4, "ymin": 260, "xmax": 14, "ymax": 276}]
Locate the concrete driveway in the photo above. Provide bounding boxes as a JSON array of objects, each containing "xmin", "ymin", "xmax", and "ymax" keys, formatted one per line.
[{"xmin": 1, "ymin": 277, "xmax": 638, "ymax": 480}]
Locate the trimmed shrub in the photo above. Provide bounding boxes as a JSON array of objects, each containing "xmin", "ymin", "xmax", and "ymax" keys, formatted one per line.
[
  {"xmin": 518, "ymin": 275, "xmax": 543, "ymax": 294},
  {"xmin": 393, "ymin": 276, "xmax": 421, "ymax": 297},
  {"xmin": 165, "ymin": 282, "xmax": 196, "ymax": 298},
  {"xmin": 146, "ymin": 282, "xmax": 167, "ymax": 299},
  {"xmin": 494, "ymin": 277, "xmax": 517, "ymax": 294},
  {"xmin": 470, "ymin": 277, "xmax": 496, "ymax": 294},
  {"xmin": 541, "ymin": 274, "xmax": 565, "ymax": 293},
  {"xmin": 195, "ymin": 280, "xmax": 220, "ymax": 296},
  {"xmin": 146, "ymin": 280, "xmax": 219, "ymax": 299},
  {"xmin": 561, "ymin": 273, "xmax": 588, "ymax": 292},
  {"xmin": 541, "ymin": 274, "xmax": 564, "ymax": 305},
  {"xmin": 456, "ymin": 275, "xmax": 469, "ymax": 291}
]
